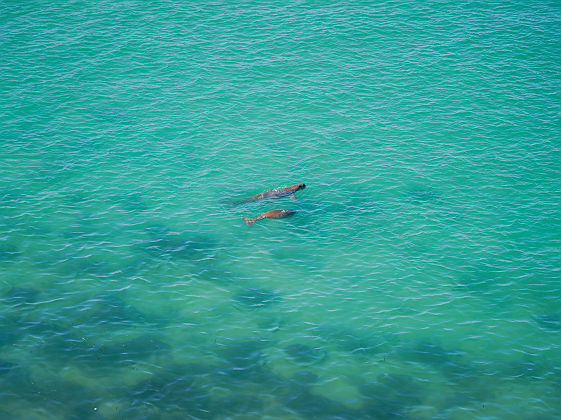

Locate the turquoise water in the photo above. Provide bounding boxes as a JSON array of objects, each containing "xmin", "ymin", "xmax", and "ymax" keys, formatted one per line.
[{"xmin": 2, "ymin": 0, "xmax": 561, "ymax": 418}]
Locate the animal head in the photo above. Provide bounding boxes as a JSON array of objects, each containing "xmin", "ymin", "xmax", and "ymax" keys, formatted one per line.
[{"xmin": 297, "ymin": 183, "xmax": 306, "ymax": 191}]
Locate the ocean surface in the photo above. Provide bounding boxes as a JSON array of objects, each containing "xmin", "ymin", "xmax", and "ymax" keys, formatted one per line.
[{"xmin": 2, "ymin": 1, "xmax": 561, "ymax": 418}]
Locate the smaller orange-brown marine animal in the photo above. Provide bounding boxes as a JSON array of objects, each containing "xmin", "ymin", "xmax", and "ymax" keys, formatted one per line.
[{"xmin": 242, "ymin": 209, "xmax": 296, "ymax": 226}]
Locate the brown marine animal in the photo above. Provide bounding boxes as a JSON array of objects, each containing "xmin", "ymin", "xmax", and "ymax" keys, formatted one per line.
[
  {"xmin": 235, "ymin": 183, "xmax": 306, "ymax": 205},
  {"xmin": 242, "ymin": 209, "xmax": 296, "ymax": 226}
]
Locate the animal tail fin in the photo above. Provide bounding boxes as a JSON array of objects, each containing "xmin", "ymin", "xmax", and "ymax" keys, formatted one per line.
[
  {"xmin": 242, "ymin": 217, "xmax": 255, "ymax": 226},
  {"xmin": 219, "ymin": 198, "xmax": 237, "ymax": 207}
]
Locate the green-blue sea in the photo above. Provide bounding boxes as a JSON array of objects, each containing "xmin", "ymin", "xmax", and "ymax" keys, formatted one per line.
[{"xmin": 2, "ymin": 1, "xmax": 561, "ymax": 418}]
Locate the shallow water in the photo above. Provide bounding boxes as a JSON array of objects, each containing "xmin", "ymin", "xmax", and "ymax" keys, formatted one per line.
[{"xmin": 2, "ymin": 0, "xmax": 561, "ymax": 418}]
